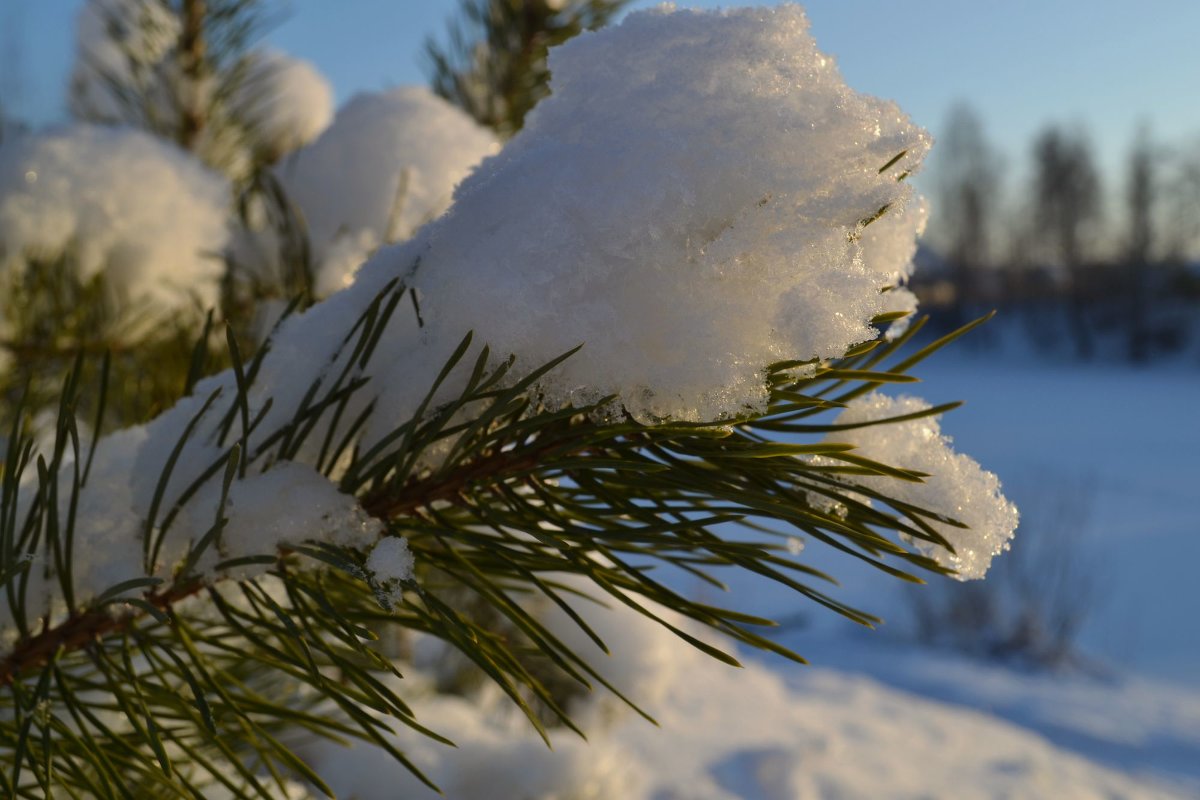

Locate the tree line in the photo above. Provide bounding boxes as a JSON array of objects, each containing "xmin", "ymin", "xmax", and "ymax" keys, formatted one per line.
[{"xmin": 920, "ymin": 104, "xmax": 1200, "ymax": 362}]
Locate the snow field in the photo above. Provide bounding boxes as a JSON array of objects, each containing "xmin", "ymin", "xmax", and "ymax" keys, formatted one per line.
[{"xmin": 300, "ymin": 580, "xmax": 1188, "ymax": 800}]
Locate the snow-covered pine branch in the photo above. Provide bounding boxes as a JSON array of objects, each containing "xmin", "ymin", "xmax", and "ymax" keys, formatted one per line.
[{"xmin": 0, "ymin": 4, "xmax": 1018, "ymax": 795}]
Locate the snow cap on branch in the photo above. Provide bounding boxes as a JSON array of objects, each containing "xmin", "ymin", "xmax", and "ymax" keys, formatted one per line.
[
  {"xmin": 232, "ymin": 50, "xmax": 335, "ymax": 161},
  {"xmin": 0, "ymin": 125, "xmax": 230, "ymax": 311},
  {"xmin": 3, "ymin": 4, "xmax": 944, "ymax": 644},
  {"xmin": 862, "ymin": 195, "xmax": 928, "ymax": 339},
  {"xmin": 273, "ymin": 87, "xmax": 499, "ymax": 296},
  {"xmin": 353, "ymin": 3, "xmax": 931, "ymax": 422},
  {"xmin": 824, "ymin": 393, "xmax": 1018, "ymax": 579}
]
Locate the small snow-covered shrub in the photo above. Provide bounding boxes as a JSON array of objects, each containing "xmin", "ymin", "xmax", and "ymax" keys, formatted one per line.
[
  {"xmin": 70, "ymin": 0, "xmax": 336, "ymax": 180},
  {"xmin": 908, "ymin": 476, "xmax": 1094, "ymax": 668},
  {"xmin": 0, "ymin": 124, "xmax": 231, "ymax": 426},
  {"xmin": 254, "ymin": 86, "xmax": 499, "ymax": 296}
]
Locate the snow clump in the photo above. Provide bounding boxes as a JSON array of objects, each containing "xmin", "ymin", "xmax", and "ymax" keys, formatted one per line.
[
  {"xmin": 142, "ymin": 2, "xmax": 939, "ymax": 497},
  {"xmin": 355, "ymin": 3, "xmax": 931, "ymax": 423},
  {"xmin": 366, "ymin": 536, "xmax": 415, "ymax": 608},
  {"xmin": 822, "ymin": 393, "xmax": 1019, "ymax": 579},
  {"xmin": 271, "ymin": 87, "xmax": 499, "ymax": 296},
  {"xmin": 211, "ymin": 461, "xmax": 386, "ymax": 577},
  {"xmin": 0, "ymin": 125, "xmax": 230, "ymax": 312},
  {"xmin": 232, "ymin": 50, "xmax": 334, "ymax": 161}
]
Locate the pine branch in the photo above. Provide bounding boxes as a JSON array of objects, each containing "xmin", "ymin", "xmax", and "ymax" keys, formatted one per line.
[
  {"xmin": 0, "ymin": 579, "xmax": 200, "ymax": 689},
  {"xmin": 1, "ymin": 7, "xmax": 1020, "ymax": 794},
  {"xmin": 0, "ymin": 277, "xmax": 1003, "ymax": 795},
  {"xmin": 0, "ymin": 406, "xmax": 586, "ymax": 687},
  {"xmin": 425, "ymin": 0, "xmax": 633, "ymax": 134},
  {"xmin": 0, "ymin": 296, "xmax": 975, "ymax": 680}
]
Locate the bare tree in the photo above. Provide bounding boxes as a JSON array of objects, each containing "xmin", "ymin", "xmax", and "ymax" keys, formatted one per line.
[
  {"xmin": 0, "ymin": 3, "xmax": 24, "ymax": 118},
  {"xmin": 1124, "ymin": 126, "xmax": 1155, "ymax": 362},
  {"xmin": 0, "ymin": 2, "xmax": 27, "ymax": 145},
  {"xmin": 931, "ymin": 103, "xmax": 1003, "ymax": 330},
  {"xmin": 908, "ymin": 476, "xmax": 1098, "ymax": 670},
  {"xmin": 0, "ymin": 101, "xmax": 27, "ymax": 146},
  {"xmin": 1163, "ymin": 139, "xmax": 1200, "ymax": 264},
  {"xmin": 1031, "ymin": 125, "xmax": 1103, "ymax": 359}
]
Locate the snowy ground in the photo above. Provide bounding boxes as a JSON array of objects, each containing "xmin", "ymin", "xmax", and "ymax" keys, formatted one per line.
[
  {"xmin": 312, "ymin": 651, "xmax": 1195, "ymax": 800},
  {"xmin": 914, "ymin": 337, "xmax": 1200, "ymax": 687},
  {"xmin": 762, "ymin": 632, "xmax": 1200, "ymax": 796},
  {"xmin": 319, "ymin": 336, "xmax": 1200, "ymax": 800},
  {"xmin": 696, "ymin": 333, "xmax": 1200, "ymax": 797}
]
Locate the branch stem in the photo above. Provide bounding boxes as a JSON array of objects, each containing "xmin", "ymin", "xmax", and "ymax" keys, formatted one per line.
[{"xmin": 178, "ymin": 0, "xmax": 207, "ymax": 150}]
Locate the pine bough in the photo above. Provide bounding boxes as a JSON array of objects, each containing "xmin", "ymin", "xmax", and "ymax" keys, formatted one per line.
[{"xmin": 0, "ymin": 6, "xmax": 1017, "ymax": 797}]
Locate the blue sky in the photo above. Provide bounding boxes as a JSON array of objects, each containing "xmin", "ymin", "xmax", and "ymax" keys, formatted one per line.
[{"xmin": 4, "ymin": 0, "xmax": 1199, "ymax": 191}]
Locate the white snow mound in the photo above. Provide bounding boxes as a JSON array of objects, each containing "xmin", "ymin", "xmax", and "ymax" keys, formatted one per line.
[
  {"xmin": 824, "ymin": 392, "xmax": 1019, "ymax": 579},
  {"xmin": 357, "ymin": 3, "xmax": 931, "ymax": 423},
  {"xmin": 273, "ymin": 86, "xmax": 499, "ymax": 296},
  {"xmin": 233, "ymin": 50, "xmax": 334, "ymax": 161},
  {"xmin": 0, "ymin": 125, "xmax": 229, "ymax": 312}
]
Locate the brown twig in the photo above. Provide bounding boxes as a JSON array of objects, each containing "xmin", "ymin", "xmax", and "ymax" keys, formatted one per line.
[
  {"xmin": 0, "ymin": 579, "xmax": 202, "ymax": 688},
  {"xmin": 361, "ymin": 435, "xmax": 582, "ymax": 520},
  {"xmin": 178, "ymin": 0, "xmax": 207, "ymax": 150}
]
